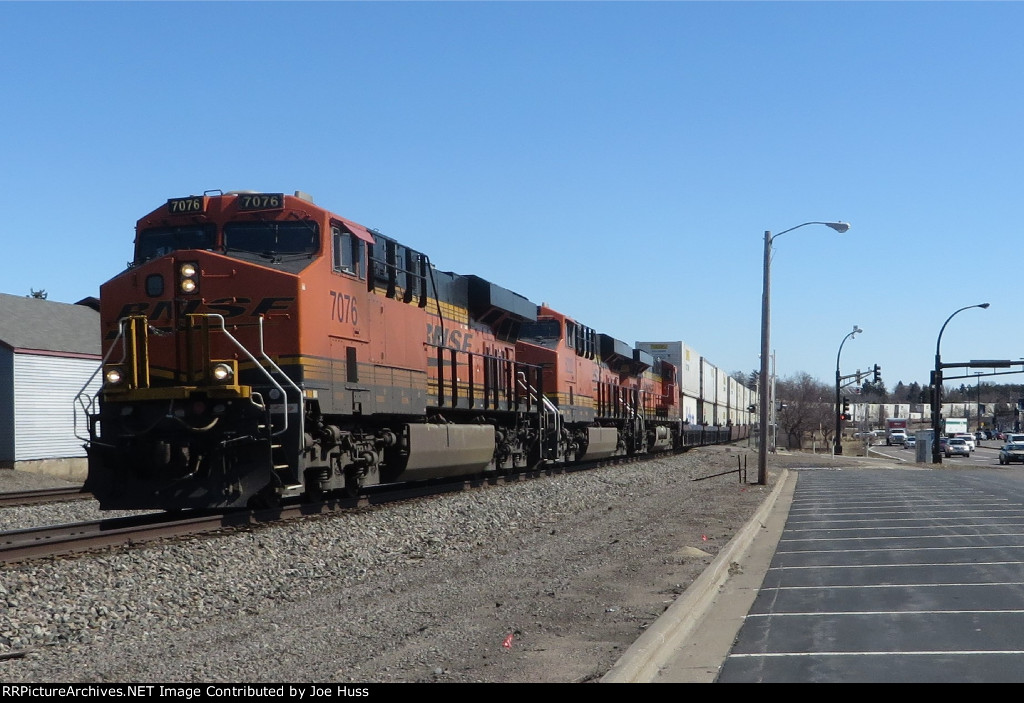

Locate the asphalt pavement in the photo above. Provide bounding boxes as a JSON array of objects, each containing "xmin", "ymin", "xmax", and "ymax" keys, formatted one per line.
[{"xmin": 604, "ymin": 449, "xmax": 1024, "ymax": 683}]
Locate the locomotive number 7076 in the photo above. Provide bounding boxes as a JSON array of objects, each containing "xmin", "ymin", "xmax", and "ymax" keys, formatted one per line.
[{"xmin": 330, "ymin": 290, "xmax": 358, "ymax": 325}]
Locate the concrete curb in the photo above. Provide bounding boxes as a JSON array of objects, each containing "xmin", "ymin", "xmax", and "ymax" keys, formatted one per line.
[{"xmin": 601, "ymin": 469, "xmax": 792, "ymax": 683}]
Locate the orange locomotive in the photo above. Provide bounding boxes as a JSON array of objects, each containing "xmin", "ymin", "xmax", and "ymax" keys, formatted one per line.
[
  {"xmin": 516, "ymin": 305, "xmax": 682, "ymax": 463},
  {"xmin": 83, "ymin": 190, "xmax": 686, "ymax": 511}
]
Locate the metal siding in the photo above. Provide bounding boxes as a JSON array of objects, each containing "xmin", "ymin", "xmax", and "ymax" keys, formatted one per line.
[
  {"xmin": 718, "ymin": 371, "xmax": 729, "ymax": 412},
  {"xmin": 681, "ymin": 394, "xmax": 698, "ymax": 425},
  {"xmin": 680, "ymin": 344, "xmax": 700, "ymax": 396},
  {"xmin": 636, "ymin": 341, "xmax": 703, "ymax": 397},
  {"xmin": 13, "ymin": 353, "xmax": 100, "ymax": 460},
  {"xmin": 0, "ymin": 348, "xmax": 13, "ymax": 461},
  {"xmin": 636, "ymin": 342, "xmax": 681, "ymax": 369},
  {"xmin": 700, "ymin": 359, "xmax": 717, "ymax": 405}
]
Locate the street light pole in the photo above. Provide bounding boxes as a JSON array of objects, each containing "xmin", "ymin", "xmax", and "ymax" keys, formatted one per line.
[
  {"xmin": 757, "ymin": 221, "xmax": 851, "ymax": 485},
  {"xmin": 931, "ymin": 303, "xmax": 990, "ymax": 464},
  {"xmin": 834, "ymin": 325, "xmax": 862, "ymax": 455},
  {"xmin": 974, "ymin": 371, "xmax": 984, "ymax": 433}
]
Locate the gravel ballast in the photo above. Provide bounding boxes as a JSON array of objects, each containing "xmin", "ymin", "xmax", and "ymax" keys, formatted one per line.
[{"xmin": 1, "ymin": 444, "xmax": 801, "ymax": 683}]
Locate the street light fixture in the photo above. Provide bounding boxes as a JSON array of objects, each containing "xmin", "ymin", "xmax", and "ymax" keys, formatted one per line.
[
  {"xmin": 931, "ymin": 303, "xmax": 990, "ymax": 464},
  {"xmin": 757, "ymin": 221, "xmax": 851, "ymax": 485},
  {"xmin": 835, "ymin": 325, "xmax": 862, "ymax": 455}
]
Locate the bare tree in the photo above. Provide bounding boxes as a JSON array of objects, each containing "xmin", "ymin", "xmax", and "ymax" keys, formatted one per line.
[{"xmin": 776, "ymin": 372, "xmax": 834, "ymax": 449}]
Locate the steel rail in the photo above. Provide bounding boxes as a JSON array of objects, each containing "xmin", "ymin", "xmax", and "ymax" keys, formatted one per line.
[{"xmin": 0, "ymin": 486, "xmax": 93, "ymax": 508}]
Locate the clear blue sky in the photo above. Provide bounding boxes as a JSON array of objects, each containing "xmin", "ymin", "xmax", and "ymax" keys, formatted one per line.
[{"xmin": 2, "ymin": 1, "xmax": 1021, "ymax": 392}]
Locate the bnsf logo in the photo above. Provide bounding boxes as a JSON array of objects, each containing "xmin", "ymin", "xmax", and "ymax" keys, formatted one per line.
[{"xmin": 426, "ymin": 323, "xmax": 473, "ymax": 351}]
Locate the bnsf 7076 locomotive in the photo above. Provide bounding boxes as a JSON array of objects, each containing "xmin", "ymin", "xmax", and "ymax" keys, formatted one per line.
[{"xmin": 81, "ymin": 190, "xmax": 727, "ymax": 511}]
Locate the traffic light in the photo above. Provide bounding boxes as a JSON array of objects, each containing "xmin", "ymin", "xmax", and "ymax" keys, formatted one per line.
[
  {"xmin": 873, "ymin": 364, "xmax": 882, "ymax": 384},
  {"xmin": 841, "ymin": 397, "xmax": 850, "ymax": 420}
]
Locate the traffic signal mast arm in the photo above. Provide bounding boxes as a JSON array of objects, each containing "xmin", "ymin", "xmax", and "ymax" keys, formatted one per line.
[
  {"xmin": 940, "ymin": 360, "xmax": 1021, "ymax": 381},
  {"xmin": 838, "ymin": 372, "xmax": 861, "ymax": 389},
  {"xmin": 838, "ymin": 363, "xmax": 882, "ymax": 389}
]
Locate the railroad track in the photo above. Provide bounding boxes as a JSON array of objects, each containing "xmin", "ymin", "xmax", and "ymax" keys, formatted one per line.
[
  {"xmin": 0, "ymin": 486, "xmax": 93, "ymax": 508},
  {"xmin": 0, "ymin": 450, "xmax": 681, "ymax": 564},
  {"xmin": 0, "ymin": 477, "xmax": 520, "ymax": 564}
]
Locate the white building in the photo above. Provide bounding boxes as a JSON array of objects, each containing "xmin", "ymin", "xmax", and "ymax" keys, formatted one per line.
[{"xmin": 0, "ymin": 293, "xmax": 100, "ymax": 480}]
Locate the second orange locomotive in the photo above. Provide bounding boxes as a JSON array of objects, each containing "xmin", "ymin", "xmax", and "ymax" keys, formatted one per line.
[{"xmin": 84, "ymin": 190, "xmax": 698, "ymax": 510}]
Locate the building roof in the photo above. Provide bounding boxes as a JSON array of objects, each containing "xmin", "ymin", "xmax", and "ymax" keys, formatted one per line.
[{"xmin": 0, "ymin": 293, "xmax": 100, "ymax": 356}]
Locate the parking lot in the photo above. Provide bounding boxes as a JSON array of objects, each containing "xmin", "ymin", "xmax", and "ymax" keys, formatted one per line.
[{"xmin": 717, "ymin": 465, "xmax": 1024, "ymax": 682}]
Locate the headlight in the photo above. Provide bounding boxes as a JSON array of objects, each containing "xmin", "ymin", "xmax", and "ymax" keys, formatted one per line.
[
  {"xmin": 179, "ymin": 261, "xmax": 199, "ymax": 294},
  {"xmin": 211, "ymin": 362, "xmax": 234, "ymax": 383},
  {"xmin": 104, "ymin": 366, "xmax": 125, "ymax": 386}
]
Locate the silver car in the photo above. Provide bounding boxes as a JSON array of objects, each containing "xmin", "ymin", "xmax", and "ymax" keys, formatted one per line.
[
  {"xmin": 999, "ymin": 443, "xmax": 1024, "ymax": 465},
  {"xmin": 946, "ymin": 438, "xmax": 970, "ymax": 458}
]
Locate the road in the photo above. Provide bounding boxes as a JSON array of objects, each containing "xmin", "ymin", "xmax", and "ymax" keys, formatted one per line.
[
  {"xmin": 872, "ymin": 437, "xmax": 1007, "ymax": 467},
  {"xmin": 716, "ymin": 461, "xmax": 1024, "ymax": 682}
]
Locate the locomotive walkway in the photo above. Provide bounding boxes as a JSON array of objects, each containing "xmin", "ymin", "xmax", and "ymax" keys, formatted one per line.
[{"xmin": 605, "ymin": 461, "xmax": 1024, "ymax": 683}]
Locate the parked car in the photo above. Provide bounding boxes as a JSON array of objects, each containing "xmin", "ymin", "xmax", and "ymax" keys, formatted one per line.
[
  {"xmin": 999, "ymin": 443, "xmax": 1024, "ymax": 465},
  {"xmin": 904, "ymin": 435, "xmax": 917, "ymax": 448},
  {"xmin": 946, "ymin": 437, "xmax": 970, "ymax": 458}
]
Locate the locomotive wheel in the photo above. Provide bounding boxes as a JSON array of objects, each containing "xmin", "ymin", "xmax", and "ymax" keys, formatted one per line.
[
  {"xmin": 303, "ymin": 485, "xmax": 326, "ymax": 503},
  {"xmin": 343, "ymin": 469, "xmax": 363, "ymax": 499},
  {"xmin": 303, "ymin": 469, "xmax": 329, "ymax": 503},
  {"xmin": 247, "ymin": 483, "xmax": 281, "ymax": 511}
]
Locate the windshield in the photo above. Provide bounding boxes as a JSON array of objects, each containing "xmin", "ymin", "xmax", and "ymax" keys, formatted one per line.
[
  {"xmin": 223, "ymin": 221, "xmax": 320, "ymax": 256},
  {"xmin": 136, "ymin": 225, "xmax": 216, "ymax": 263},
  {"xmin": 518, "ymin": 319, "xmax": 562, "ymax": 349}
]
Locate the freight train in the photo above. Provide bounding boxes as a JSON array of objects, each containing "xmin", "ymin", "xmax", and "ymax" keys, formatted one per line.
[{"xmin": 79, "ymin": 190, "xmax": 751, "ymax": 511}]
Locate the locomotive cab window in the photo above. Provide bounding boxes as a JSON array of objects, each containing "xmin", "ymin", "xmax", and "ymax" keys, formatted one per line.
[
  {"xmin": 565, "ymin": 321, "xmax": 576, "ymax": 351},
  {"xmin": 518, "ymin": 319, "xmax": 561, "ymax": 349},
  {"xmin": 135, "ymin": 225, "xmax": 216, "ymax": 264},
  {"xmin": 223, "ymin": 221, "xmax": 320, "ymax": 257},
  {"xmin": 332, "ymin": 225, "xmax": 364, "ymax": 278}
]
